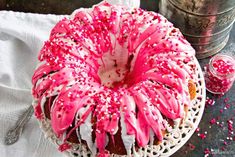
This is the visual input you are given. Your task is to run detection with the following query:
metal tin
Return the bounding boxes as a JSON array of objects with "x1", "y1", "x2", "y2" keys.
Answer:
[{"x1": 159, "y1": 0, "x2": 235, "y2": 59}]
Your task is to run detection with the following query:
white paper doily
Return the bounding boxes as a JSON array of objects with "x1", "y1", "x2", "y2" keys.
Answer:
[{"x1": 36, "y1": 56, "x2": 206, "y2": 157}]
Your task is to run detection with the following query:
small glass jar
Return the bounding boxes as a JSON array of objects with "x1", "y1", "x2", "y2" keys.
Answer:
[{"x1": 204, "y1": 54, "x2": 235, "y2": 94}]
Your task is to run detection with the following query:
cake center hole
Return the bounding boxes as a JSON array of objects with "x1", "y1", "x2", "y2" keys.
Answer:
[{"x1": 98, "y1": 53, "x2": 134, "y2": 88}]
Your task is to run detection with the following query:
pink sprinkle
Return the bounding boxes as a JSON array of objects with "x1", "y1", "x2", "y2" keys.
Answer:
[
  {"x1": 34, "y1": 105, "x2": 43, "y2": 120},
  {"x1": 223, "y1": 141, "x2": 228, "y2": 146},
  {"x1": 219, "y1": 123, "x2": 224, "y2": 128},
  {"x1": 224, "y1": 97, "x2": 229, "y2": 103},
  {"x1": 210, "y1": 118, "x2": 216, "y2": 125},
  {"x1": 58, "y1": 143, "x2": 71, "y2": 152},
  {"x1": 225, "y1": 103, "x2": 231, "y2": 109},
  {"x1": 205, "y1": 97, "x2": 215, "y2": 108},
  {"x1": 97, "y1": 150, "x2": 110, "y2": 157},
  {"x1": 196, "y1": 127, "x2": 200, "y2": 132},
  {"x1": 220, "y1": 147, "x2": 226, "y2": 151},
  {"x1": 188, "y1": 143, "x2": 196, "y2": 150},
  {"x1": 212, "y1": 59, "x2": 235, "y2": 74},
  {"x1": 227, "y1": 119, "x2": 234, "y2": 135},
  {"x1": 204, "y1": 148, "x2": 211, "y2": 155},
  {"x1": 199, "y1": 133, "x2": 207, "y2": 139}
]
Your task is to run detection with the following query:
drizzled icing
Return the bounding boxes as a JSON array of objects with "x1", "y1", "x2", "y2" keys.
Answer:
[{"x1": 32, "y1": 1, "x2": 196, "y2": 156}]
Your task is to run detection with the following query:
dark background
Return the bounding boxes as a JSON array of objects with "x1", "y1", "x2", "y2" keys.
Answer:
[
  {"x1": 0, "y1": 0, "x2": 159, "y2": 14},
  {"x1": 0, "y1": 0, "x2": 234, "y2": 157}
]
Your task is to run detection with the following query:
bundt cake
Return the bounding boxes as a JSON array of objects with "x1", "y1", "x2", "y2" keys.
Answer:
[{"x1": 32, "y1": 1, "x2": 197, "y2": 156}]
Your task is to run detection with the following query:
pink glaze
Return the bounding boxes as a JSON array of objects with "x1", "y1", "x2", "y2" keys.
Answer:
[
  {"x1": 135, "y1": 111, "x2": 150, "y2": 147},
  {"x1": 32, "y1": 1, "x2": 196, "y2": 156},
  {"x1": 132, "y1": 90, "x2": 164, "y2": 141},
  {"x1": 97, "y1": 150, "x2": 110, "y2": 157},
  {"x1": 34, "y1": 101, "x2": 43, "y2": 120},
  {"x1": 51, "y1": 92, "x2": 89, "y2": 136},
  {"x1": 58, "y1": 143, "x2": 71, "y2": 152}
]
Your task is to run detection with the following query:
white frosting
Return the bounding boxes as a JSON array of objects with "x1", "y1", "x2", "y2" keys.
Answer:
[
  {"x1": 149, "y1": 129, "x2": 155, "y2": 146},
  {"x1": 120, "y1": 111, "x2": 135, "y2": 155},
  {"x1": 40, "y1": 96, "x2": 47, "y2": 113},
  {"x1": 80, "y1": 113, "x2": 97, "y2": 155}
]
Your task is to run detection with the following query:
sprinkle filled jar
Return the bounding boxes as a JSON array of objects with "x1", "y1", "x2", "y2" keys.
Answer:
[{"x1": 205, "y1": 54, "x2": 235, "y2": 94}]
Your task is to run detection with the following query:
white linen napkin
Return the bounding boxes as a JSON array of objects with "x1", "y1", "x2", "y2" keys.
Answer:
[
  {"x1": 0, "y1": 1, "x2": 140, "y2": 157},
  {"x1": 0, "y1": 11, "x2": 66, "y2": 157}
]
